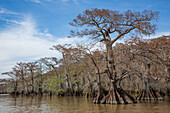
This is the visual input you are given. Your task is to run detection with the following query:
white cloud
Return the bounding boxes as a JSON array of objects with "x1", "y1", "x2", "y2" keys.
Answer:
[
  {"x1": 141, "y1": 32, "x2": 170, "y2": 39},
  {"x1": 28, "y1": 0, "x2": 47, "y2": 5},
  {"x1": 30, "y1": 0, "x2": 42, "y2": 4},
  {"x1": 28, "y1": 0, "x2": 80, "y2": 4},
  {"x1": 0, "y1": 13, "x2": 90, "y2": 79},
  {"x1": 62, "y1": 0, "x2": 70, "y2": 2},
  {"x1": 28, "y1": 0, "x2": 53, "y2": 4},
  {"x1": 0, "y1": 15, "x2": 56, "y2": 78},
  {"x1": 150, "y1": 32, "x2": 170, "y2": 38},
  {"x1": 0, "y1": 8, "x2": 19, "y2": 15},
  {"x1": 61, "y1": 0, "x2": 80, "y2": 3}
]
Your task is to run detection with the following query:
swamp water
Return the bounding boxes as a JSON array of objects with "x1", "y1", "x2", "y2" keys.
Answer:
[{"x1": 0, "y1": 94, "x2": 170, "y2": 113}]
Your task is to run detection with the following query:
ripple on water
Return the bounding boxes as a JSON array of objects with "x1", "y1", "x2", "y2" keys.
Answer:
[{"x1": 0, "y1": 95, "x2": 170, "y2": 113}]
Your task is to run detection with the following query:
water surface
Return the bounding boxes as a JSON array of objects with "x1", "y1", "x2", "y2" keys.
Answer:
[{"x1": 0, "y1": 94, "x2": 170, "y2": 113}]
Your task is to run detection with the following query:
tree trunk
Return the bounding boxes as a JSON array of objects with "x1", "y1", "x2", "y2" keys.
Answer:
[
  {"x1": 93, "y1": 85, "x2": 108, "y2": 104},
  {"x1": 13, "y1": 80, "x2": 19, "y2": 95},
  {"x1": 137, "y1": 64, "x2": 165, "y2": 100},
  {"x1": 165, "y1": 63, "x2": 170, "y2": 97},
  {"x1": 93, "y1": 82, "x2": 137, "y2": 104},
  {"x1": 31, "y1": 70, "x2": 35, "y2": 94},
  {"x1": 59, "y1": 73, "x2": 64, "y2": 89},
  {"x1": 75, "y1": 81, "x2": 83, "y2": 96},
  {"x1": 136, "y1": 80, "x2": 165, "y2": 100},
  {"x1": 65, "y1": 74, "x2": 73, "y2": 96},
  {"x1": 86, "y1": 72, "x2": 95, "y2": 97},
  {"x1": 92, "y1": 62, "x2": 107, "y2": 103},
  {"x1": 21, "y1": 80, "x2": 25, "y2": 95},
  {"x1": 93, "y1": 43, "x2": 137, "y2": 104},
  {"x1": 38, "y1": 87, "x2": 43, "y2": 96},
  {"x1": 92, "y1": 61, "x2": 106, "y2": 103},
  {"x1": 38, "y1": 73, "x2": 43, "y2": 96},
  {"x1": 38, "y1": 81, "x2": 43, "y2": 96}
]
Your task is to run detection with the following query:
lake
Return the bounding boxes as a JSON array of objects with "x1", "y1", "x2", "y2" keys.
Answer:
[{"x1": 0, "y1": 94, "x2": 170, "y2": 113}]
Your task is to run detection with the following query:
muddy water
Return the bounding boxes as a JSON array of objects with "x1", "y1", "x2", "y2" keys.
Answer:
[{"x1": 0, "y1": 94, "x2": 170, "y2": 113}]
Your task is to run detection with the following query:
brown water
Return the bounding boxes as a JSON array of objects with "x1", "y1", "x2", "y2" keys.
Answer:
[{"x1": 0, "y1": 94, "x2": 170, "y2": 113}]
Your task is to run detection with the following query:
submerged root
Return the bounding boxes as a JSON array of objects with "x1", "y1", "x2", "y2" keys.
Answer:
[
  {"x1": 93, "y1": 88, "x2": 137, "y2": 104},
  {"x1": 137, "y1": 87, "x2": 165, "y2": 100},
  {"x1": 93, "y1": 92, "x2": 107, "y2": 104}
]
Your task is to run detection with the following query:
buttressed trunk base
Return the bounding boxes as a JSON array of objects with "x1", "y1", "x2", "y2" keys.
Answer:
[
  {"x1": 93, "y1": 83, "x2": 137, "y2": 104},
  {"x1": 137, "y1": 86, "x2": 165, "y2": 100}
]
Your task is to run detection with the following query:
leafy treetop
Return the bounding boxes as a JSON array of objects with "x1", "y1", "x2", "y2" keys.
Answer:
[{"x1": 70, "y1": 8, "x2": 159, "y2": 45}]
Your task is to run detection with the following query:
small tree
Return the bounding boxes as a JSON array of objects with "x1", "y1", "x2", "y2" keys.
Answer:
[
  {"x1": 15, "y1": 62, "x2": 29, "y2": 95},
  {"x1": 2, "y1": 67, "x2": 20, "y2": 95},
  {"x1": 27, "y1": 61, "x2": 38, "y2": 94},
  {"x1": 47, "y1": 76, "x2": 64, "y2": 95},
  {"x1": 52, "y1": 44, "x2": 76, "y2": 96}
]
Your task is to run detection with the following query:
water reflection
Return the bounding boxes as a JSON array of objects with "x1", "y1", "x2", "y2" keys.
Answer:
[{"x1": 0, "y1": 94, "x2": 170, "y2": 113}]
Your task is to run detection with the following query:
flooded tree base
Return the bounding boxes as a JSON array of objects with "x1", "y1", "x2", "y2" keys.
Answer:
[
  {"x1": 93, "y1": 88, "x2": 137, "y2": 104},
  {"x1": 137, "y1": 88, "x2": 165, "y2": 100},
  {"x1": 85, "y1": 92, "x2": 97, "y2": 98}
]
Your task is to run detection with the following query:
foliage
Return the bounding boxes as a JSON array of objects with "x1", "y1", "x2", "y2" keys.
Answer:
[{"x1": 47, "y1": 76, "x2": 64, "y2": 93}]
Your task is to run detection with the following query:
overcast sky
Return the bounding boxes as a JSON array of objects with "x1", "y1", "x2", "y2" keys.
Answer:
[{"x1": 0, "y1": 0, "x2": 170, "y2": 78}]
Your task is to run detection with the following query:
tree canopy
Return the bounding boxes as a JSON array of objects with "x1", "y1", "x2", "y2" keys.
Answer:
[{"x1": 70, "y1": 9, "x2": 159, "y2": 45}]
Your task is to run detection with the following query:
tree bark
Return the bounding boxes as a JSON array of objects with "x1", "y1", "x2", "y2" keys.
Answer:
[
  {"x1": 65, "y1": 74, "x2": 73, "y2": 96},
  {"x1": 13, "y1": 80, "x2": 19, "y2": 95},
  {"x1": 30, "y1": 70, "x2": 35, "y2": 94},
  {"x1": 93, "y1": 42, "x2": 137, "y2": 104}
]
